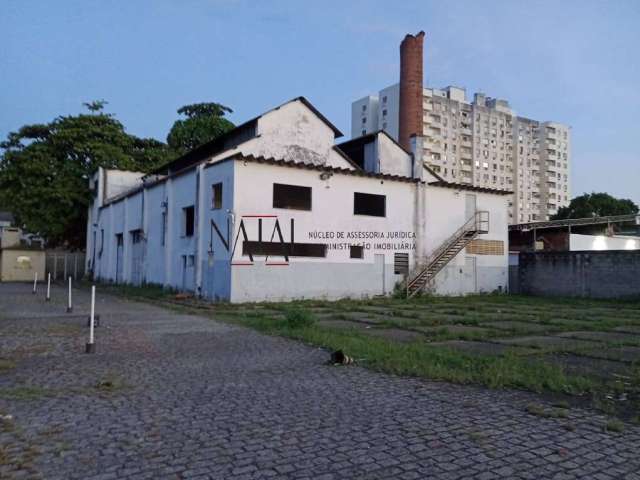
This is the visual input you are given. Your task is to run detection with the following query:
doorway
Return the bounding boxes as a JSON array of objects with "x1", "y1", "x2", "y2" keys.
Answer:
[
  {"x1": 465, "y1": 194, "x2": 477, "y2": 221},
  {"x1": 374, "y1": 254, "x2": 385, "y2": 295},
  {"x1": 115, "y1": 234, "x2": 124, "y2": 283}
]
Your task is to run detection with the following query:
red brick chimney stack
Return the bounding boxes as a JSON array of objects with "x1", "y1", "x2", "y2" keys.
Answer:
[{"x1": 398, "y1": 31, "x2": 425, "y2": 151}]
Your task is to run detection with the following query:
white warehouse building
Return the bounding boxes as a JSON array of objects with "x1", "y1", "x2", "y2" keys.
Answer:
[{"x1": 86, "y1": 97, "x2": 511, "y2": 302}]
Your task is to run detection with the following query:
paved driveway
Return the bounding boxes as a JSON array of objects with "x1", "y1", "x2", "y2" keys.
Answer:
[{"x1": 0, "y1": 283, "x2": 639, "y2": 480}]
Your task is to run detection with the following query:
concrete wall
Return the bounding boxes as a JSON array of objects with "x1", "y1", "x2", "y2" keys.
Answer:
[
  {"x1": 0, "y1": 249, "x2": 45, "y2": 282},
  {"x1": 0, "y1": 228, "x2": 21, "y2": 249},
  {"x1": 518, "y1": 251, "x2": 640, "y2": 298},
  {"x1": 570, "y1": 234, "x2": 640, "y2": 251}
]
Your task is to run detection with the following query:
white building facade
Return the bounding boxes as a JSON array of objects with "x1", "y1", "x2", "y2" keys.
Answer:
[{"x1": 87, "y1": 98, "x2": 510, "y2": 302}]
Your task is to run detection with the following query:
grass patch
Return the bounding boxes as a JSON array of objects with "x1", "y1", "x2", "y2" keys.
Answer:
[
  {"x1": 80, "y1": 280, "x2": 174, "y2": 300},
  {"x1": 0, "y1": 386, "x2": 55, "y2": 401},
  {"x1": 605, "y1": 418, "x2": 625, "y2": 433},
  {"x1": 525, "y1": 402, "x2": 569, "y2": 419},
  {"x1": 283, "y1": 308, "x2": 315, "y2": 329},
  {"x1": 0, "y1": 359, "x2": 16, "y2": 372},
  {"x1": 234, "y1": 313, "x2": 593, "y2": 394}
]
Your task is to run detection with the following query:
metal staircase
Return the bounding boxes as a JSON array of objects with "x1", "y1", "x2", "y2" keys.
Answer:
[{"x1": 406, "y1": 211, "x2": 489, "y2": 297}]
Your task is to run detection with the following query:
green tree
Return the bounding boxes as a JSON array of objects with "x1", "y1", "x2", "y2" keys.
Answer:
[
  {"x1": 0, "y1": 102, "x2": 173, "y2": 248},
  {"x1": 552, "y1": 192, "x2": 639, "y2": 220},
  {"x1": 167, "y1": 102, "x2": 234, "y2": 154}
]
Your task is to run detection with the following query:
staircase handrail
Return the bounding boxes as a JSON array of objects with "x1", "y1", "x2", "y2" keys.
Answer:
[{"x1": 407, "y1": 210, "x2": 489, "y2": 290}]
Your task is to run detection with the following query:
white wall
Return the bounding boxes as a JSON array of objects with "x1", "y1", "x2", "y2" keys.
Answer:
[
  {"x1": 207, "y1": 100, "x2": 354, "y2": 171},
  {"x1": 104, "y1": 170, "x2": 145, "y2": 200},
  {"x1": 424, "y1": 185, "x2": 509, "y2": 294},
  {"x1": 376, "y1": 133, "x2": 412, "y2": 177},
  {"x1": 570, "y1": 234, "x2": 640, "y2": 251},
  {"x1": 230, "y1": 161, "x2": 418, "y2": 302},
  {"x1": 377, "y1": 84, "x2": 400, "y2": 140},
  {"x1": 351, "y1": 95, "x2": 379, "y2": 138}
]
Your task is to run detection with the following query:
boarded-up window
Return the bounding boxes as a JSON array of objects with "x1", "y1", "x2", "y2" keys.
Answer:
[
  {"x1": 212, "y1": 183, "x2": 223, "y2": 209},
  {"x1": 394, "y1": 252, "x2": 409, "y2": 274},
  {"x1": 183, "y1": 206, "x2": 195, "y2": 237},
  {"x1": 350, "y1": 245, "x2": 364, "y2": 259},
  {"x1": 273, "y1": 183, "x2": 312, "y2": 210},
  {"x1": 354, "y1": 192, "x2": 386, "y2": 217},
  {"x1": 466, "y1": 239, "x2": 504, "y2": 255}
]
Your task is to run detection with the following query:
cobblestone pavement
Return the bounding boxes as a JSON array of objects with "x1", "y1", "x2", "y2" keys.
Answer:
[{"x1": 1, "y1": 283, "x2": 639, "y2": 480}]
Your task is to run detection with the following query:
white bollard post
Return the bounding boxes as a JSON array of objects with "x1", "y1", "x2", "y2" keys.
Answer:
[
  {"x1": 32, "y1": 272, "x2": 38, "y2": 294},
  {"x1": 67, "y1": 276, "x2": 73, "y2": 313},
  {"x1": 46, "y1": 273, "x2": 51, "y2": 301},
  {"x1": 85, "y1": 286, "x2": 96, "y2": 353}
]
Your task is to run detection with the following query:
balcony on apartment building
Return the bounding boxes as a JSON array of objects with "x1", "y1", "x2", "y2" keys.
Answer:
[{"x1": 460, "y1": 159, "x2": 473, "y2": 171}]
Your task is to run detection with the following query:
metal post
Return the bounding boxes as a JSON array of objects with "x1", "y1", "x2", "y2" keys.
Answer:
[
  {"x1": 32, "y1": 272, "x2": 38, "y2": 294},
  {"x1": 67, "y1": 276, "x2": 73, "y2": 313},
  {"x1": 85, "y1": 286, "x2": 96, "y2": 353},
  {"x1": 46, "y1": 273, "x2": 51, "y2": 301}
]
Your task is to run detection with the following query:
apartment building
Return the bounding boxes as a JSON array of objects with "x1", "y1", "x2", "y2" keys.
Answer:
[{"x1": 351, "y1": 33, "x2": 571, "y2": 223}]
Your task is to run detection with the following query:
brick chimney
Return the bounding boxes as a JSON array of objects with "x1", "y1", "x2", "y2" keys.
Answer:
[{"x1": 398, "y1": 31, "x2": 425, "y2": 151}]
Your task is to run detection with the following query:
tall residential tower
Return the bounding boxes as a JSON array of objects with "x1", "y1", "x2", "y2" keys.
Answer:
[{"x1": 351, "y1": 33, "x2": 571, "y2": 223}]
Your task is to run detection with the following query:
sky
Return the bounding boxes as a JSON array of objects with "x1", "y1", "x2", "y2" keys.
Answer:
[{"x1": 1, "y1": 0, "x2": 639, "y2": 204}]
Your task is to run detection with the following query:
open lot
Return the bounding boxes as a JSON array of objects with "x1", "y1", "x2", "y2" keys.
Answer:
[
  {"x1": 168, "y1": 290, "x2": 640, "y2": 417},
  {"x1": 1, "y1": 282, "x2": 639, "y2": 479}
]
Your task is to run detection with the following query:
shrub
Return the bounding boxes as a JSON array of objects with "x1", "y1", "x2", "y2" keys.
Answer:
[{"x1": 284, "y1": 308, "x2": 315, "y2": 329}]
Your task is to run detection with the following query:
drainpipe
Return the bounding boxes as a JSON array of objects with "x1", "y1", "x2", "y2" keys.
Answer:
[
  {"x1": 195, "y1": 164, "x2": 205, "y2": 297},
  {"x1": 141, "y1": 185, "x2": 148, "y2": 284},
  {"x1": 164, "y1": 178, "x2": 174, "y2": 288}
]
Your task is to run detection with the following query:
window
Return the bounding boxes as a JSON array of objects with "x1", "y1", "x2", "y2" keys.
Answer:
[
  {"x1": 350, "y1": 245, "x2": 364, "y2": 259},
  {"x1": 183, "y1": 206, "x2": 195, "y2": 237},
  {"x1": 212, "y1": 183, "x2": 223, "y2": 209},
  {"x1": 354, "y1": 192, "x2": 386, "y2": 217},
  {"x1": 394, "y1": 253, "x2": 409, "y2": 274},
  {"x1": 273, "y1": 183, "x2": 312, "y2": 211},
  {"x1": 131, "y1": 230, "x2": 143, "y2": 244}
]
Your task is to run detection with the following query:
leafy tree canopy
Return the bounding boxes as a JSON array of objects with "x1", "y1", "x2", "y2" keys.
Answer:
[
  {"x1": 0, "y1": 102, "x2": 173, "y2": 248},
  {"x1": 552, "y1": 192, "x2": 639, "y2": 220},
  {"x1": 167, "y1": 102, "x2": 234, "y2": 154}
]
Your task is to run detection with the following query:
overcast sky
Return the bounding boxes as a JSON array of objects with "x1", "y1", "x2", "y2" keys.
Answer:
[{"x1": 1, "y1": 0, "x2": 638, "y2": 204}]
